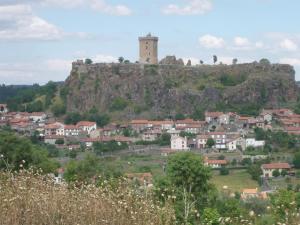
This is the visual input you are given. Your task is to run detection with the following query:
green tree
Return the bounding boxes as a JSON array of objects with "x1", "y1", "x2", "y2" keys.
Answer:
[
  {"x1": 109, "y1": 97, "x2": 128, "y2": 111},
  {"x1": 247, "y1": 164, "x2": 262, "y2": 181},
  {"x1": 281, "y1": 169, "x2": 287, "y2": 177},
  {"x1": 175, "y1": 113, "x2": 185, "y2": 120},
  {"x1": 85, "y1": 58, "x2": 93, "y2": 64},
  {"x1": 118, "y1": 57, "x2": 124, "y2": 63},
  {"x1": 272, "y1": 169, "x2": 280, "y2": 177},
  {"x1": 293, "y1": 152, "x2": 300, "y2": 169},
  {"x1": 232, "y1": 58, "x2": 238, "y2": 65},
  {"x1": 206, "y1": 138, "x2": 215, "y2": 148},
  {"x1": 64, "y1": 112, "x2": 82, "y2": 125},
  {"x1": 213, "y1": 55, "x2": 218, "y2": 64},
  {"x1": 163, "y1": 152, "x2": 212, "y2": 223},
  {"x1": 259, "y1": 58, "x2": 270, "y2": 65},
  {"x1": 202, "y1": 208, "x2": 220, "y2": 225},
  {"x1": 55, "y1": 139, "x2": 64, "y2": 145},
  {"x1": 0, "y1": 131, "x2": 59, "y2": 173},
  {"x1": 219, "y1": 166, "x2": 229, "y2": 175}
]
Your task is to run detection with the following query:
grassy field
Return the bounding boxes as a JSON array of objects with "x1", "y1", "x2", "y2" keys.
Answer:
[{"x1": 211, "y1": 169, "x2": 259, "y2": 192}]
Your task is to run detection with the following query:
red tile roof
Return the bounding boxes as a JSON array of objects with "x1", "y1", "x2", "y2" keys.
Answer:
[
  {"x1": 77, "y1": 121, "x2": 96, "y2": 127},
  {"x1": 205, "y1": 112, "x2": 224, "y2": 117},
  {"x1": 206, "y1": 160, "x2": 227, "y2": 165},
  {"x1": 261, "y1": 163, "x2": 291, "y2": 169}
]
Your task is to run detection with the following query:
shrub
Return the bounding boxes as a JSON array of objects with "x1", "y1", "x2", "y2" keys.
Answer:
[
  {"x1": 109, "y1": 97, "x2": 128, "y2": 111},
  {"x1": 219, "y1": 167, "x2": 229, "y2": 175}
]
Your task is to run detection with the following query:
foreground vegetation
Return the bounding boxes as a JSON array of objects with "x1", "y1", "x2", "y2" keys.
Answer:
[{"x1": 0, "y1": 170, "x2": 175, "y2": 225}]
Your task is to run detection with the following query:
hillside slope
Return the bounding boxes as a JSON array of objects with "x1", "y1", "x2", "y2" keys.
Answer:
[{"x1": 64, "y1": 61, "x2": 298, "y2": 119}]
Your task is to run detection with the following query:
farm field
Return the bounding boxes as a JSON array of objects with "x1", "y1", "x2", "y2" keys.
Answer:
[{"x1": 211, "y1": 169, "x2": 259, "y2": 192}]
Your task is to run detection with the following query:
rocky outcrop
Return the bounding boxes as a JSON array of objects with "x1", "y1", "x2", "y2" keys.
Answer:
[
  {"x1": 64, "y1": 61, "x2": 298, "y2": 119},
  {"x1": 159, "y1": 56, "x2": 184, "y2": 65}
]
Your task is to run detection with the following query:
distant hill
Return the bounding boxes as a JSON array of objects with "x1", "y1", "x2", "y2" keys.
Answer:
[
  {"x1": 64, "y1": 60, "x2": 299, "y2": 119},
  {"x1": 1, "y1": 82, "x2": 65, "y2": 113}
]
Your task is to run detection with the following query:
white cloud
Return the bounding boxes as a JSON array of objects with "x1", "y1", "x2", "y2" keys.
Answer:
[
  {"x1": 279, "y1": 39, "x2": 298, "y2": 51},
  {"x1": 279, "y1": 58, "x2": 300, "y2": 66},
  {"x1": 36, "y1": 0, "x2": 132, "y2": 15},
  {"x1": 255, "y1": 41, "x2": 264, "y2": 48},
  {"x1": 45, "y1": 59, "x2": 72, "y2": 71},
  {"x1": 234, "y1": 36, "x2": 250, "y2": 47},
  {"x1": 199, "y1": 34, "x2": 225, "y2": 49},
  {"x1": 90, "y1": 0, "x2": 131, "y2": 16},
  {"x1": 0, "y1": 4, "x2": 64, "y2": 40},
  {"x1": 162, "y1": 0, "x2": 212, "y2": 15},
  {"x1": 0, "y1": 60, "x2": 69, "y2": 84}
]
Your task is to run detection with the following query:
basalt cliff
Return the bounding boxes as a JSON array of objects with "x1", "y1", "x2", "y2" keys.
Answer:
[{"x1": 64, "y1": 58, "x2": 298, "y2": 119}]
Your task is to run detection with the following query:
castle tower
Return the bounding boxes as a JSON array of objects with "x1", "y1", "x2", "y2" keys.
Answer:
[{"x1": 139, "y1": 33, "x2": 158, "y2": 64}]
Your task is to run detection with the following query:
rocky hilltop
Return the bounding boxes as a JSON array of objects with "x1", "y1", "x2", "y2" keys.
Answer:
[{"x1": 64, "y1": 58, "x2": 298, "y2": 119}]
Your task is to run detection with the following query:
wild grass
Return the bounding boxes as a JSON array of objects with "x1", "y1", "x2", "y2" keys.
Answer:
[{"x1": 0, "y1": 170, "x2": 175, "y2": 225}]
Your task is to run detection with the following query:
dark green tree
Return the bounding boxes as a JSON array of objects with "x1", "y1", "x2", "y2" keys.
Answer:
[{"x1": 206, "y1": 138, "x2": 215, "y2": 148}]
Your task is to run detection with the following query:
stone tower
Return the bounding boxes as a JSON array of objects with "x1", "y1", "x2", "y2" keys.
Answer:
[{"x1": 139, "y1": 33, "x2": 158, "y2": 64}]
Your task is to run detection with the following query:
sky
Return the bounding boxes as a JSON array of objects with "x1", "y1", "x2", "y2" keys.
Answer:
[{"x1": 1, "y1": 0, "x2": 300, "y2": 84}]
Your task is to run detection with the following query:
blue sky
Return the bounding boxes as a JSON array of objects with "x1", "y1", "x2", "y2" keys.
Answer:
[{"x1": 1, "y1": 0, "x2": 300, "y2": 84}]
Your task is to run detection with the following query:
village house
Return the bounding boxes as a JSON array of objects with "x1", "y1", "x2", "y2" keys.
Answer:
[
  {"x1": 245, "y1": 138, "x2": 265, "y2": 148},
  {"x1": 151, "y1": 120, "x2": 174, "y2": 130},
  {"x1": 171, "y1": 136, "x2": 189, "y2": 150},
  {"x1": 142, "y1": 129, "x2": 162, "y2": 141},
  {"x1": 167, "y1": 128, "x2": 181, "y2": 138},
  {"x1": 204, "y1": 157, "x2": 227, "y2": 168},
  {"x1": 175, "y1": 119, "x2": 205, "y2": 133},
  {"x1": 89, "y1": 129, "x2": 103, "y2": 138},
  {"x1": 226, "y1": 138, "x2": 238, "y2": 151},
  {"x1": 210, "y1": 132, "x2": 227, "y2": 149},
  {"x1": 261, "y1": 163, "x2": 291, "y2": 178},
  {"x1": 102, "y1": 124, "x2": 118, "y2": 136},
  {"x1": 76, "y1": 121, "x2": 97, "y2": 134},
  {"x1": 0, "y1": 104, "x2": 8, "y2": 114},
  {"x1": 197, "y1": 134, "x2": 209, "y2": 148},
  {"x1": 29, "y1": 112, "x2": 47, "y2": 123},
  {"x1": 64, "y1": 125, "x2": 80, "y2": 136},
  {"x1": 45, "y1": 122, "x2": 65, "y2": 136},
  {"x1": 260, "y1": 110, "x2": 273, "y2": 123},
  {"x1": 205, "y1": 112, "x2": 224, "y2": 124},
  {"x1": 130, "y1": 120, "x2": 150, "y2": 132},
  {"x1": 284, "y1": 126, "x2": 300, "y2": 135},
  {"x1": 240, "y1": 188, "x2": 267, "y2": 200}
]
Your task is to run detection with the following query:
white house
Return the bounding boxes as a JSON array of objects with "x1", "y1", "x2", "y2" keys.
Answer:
[
  {"x1": 167, "y1": 128, "x2": 181, "y2": 138},
  {"x1": 171, "y1": 136, "x2": 189, "y2": 150},
  {"x1": 76, "y1": 121, "x2": 97, "y2": 134},
  {"x1": 226, "y1": 139, "x2": 237, "y2": 151},
  {"x1": 210, "y1": 132, "x2": 227, "y2": 149},
  {"x1": 245, "y1": 138, "x2": 265, "y2": 148},
  {"x1": 205, "y1": 112, "x2": 224, "y2": 124},
  {"x1": 261, "y1": 163, "x2": 291, "y2": 178},
  {"x1": 45, "y1": 122, "x2": 65, "y2": 136},
  {"x1": 29, "y1": 112, "x2": 47, "y2": 123},
  {"x1": 260, "y1": 111, "x2": 272, "y2": 123},
  {"x1": 64, "y1": 125, "x2": 80, "y2": 136},
  {"x1": 196, "y1": 132, "x2": 228, "y2": 150},
  {"x1": 204, "y1": 158, "x2": 227, "y2": 168},
  {"x1": 0, "y1": 104, "x2": 8, "y2": 114}
]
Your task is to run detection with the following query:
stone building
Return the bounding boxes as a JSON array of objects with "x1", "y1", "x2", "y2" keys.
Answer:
[{"x1": 139, "y1": 33, "x2": 158, "y2": 64}]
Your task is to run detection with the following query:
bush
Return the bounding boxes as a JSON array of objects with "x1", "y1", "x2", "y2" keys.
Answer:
[
  {"x1": 272, "y1": 169, "x2": 280, "y2": 177},
  {"x1": 109, "y1": 97, "x2": 128, "y2": 111},
  {"x1": 219, "y1": 167, "x2": 229, "y2": 175},
  {"x1": 55, "y1": 139, "x2": 64, "y2": 145}
]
